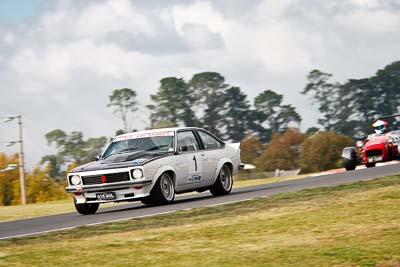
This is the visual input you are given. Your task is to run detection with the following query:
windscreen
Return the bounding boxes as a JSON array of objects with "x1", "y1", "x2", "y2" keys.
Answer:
[{"x1": 102, "y1": 131, "x2": 174, "y2": 158}]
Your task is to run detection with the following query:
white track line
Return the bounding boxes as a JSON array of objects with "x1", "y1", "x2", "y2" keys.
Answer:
[
  {"x1": 205, "y1": 198, "x2": 255, "y2": 207},
  {"x1": 0, "y1": 210, "x2": 179, "y2": 240},
  {"x1": 1, "y1": 198, "x2": 267, "y2": 240},
  {"x1": 86, "y1": 210, "x2": 177, "y2": 226}
]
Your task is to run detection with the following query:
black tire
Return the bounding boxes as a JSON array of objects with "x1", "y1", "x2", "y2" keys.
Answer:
[
  {"x1": 74, "y1": 199, "x2": 99, "y2": 215},
  {"x1": 210, "y1": 165, "x2": 233, "y2": 196},
  {"x1": 366, "y1": 162, "x2": 376, "y2": 168},
  {"x1": 344, "y1": 158, "x2": 357, "y2": 171},
  {"x1": 140, "y1": 196, "x2": 153, "y2": 205},
  {"x1": 143, "y1": 173, "x2": 175, "y2": 205}
]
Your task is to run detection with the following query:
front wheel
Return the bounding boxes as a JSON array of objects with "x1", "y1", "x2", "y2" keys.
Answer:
[
  {"x1": 366, "y1": 162, "x2": 376, "y2": 168},
  {"x1": 142, "y1": 173, "x2": 175, "y2": 205},
  {"x1": 74, "y1": 199, "x2": 99, "y2": 215},
  {"x1": 210, "y1": 165, "x2": 233, "y2": 196},
  {"x1": 344, "y1": 158, "x2": 357, "y2": 171},
  {"x1": 140, "y1": 197, "x2": 153, "y2": 205}
]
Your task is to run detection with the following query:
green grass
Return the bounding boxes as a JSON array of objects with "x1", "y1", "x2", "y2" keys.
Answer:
[
  {"x1": 0, "y1": 174, "x2": 307, "y2": 221},
  {"x1": 1, "y1": 175, "x2": 400, "y2": 266}
]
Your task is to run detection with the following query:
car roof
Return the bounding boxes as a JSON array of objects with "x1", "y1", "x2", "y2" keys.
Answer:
[{"x1": 115, "y1": 127, "x2": 202, "y2": 138}]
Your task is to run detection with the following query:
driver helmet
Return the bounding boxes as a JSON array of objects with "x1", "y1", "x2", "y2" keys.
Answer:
[{"x1": 372, "y1": 119, "x2": 388, "y2": 134}]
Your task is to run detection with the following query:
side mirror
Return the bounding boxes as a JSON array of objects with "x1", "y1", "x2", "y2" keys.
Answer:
[
  {"x1": 176, "y1": 146, "x2": 183, "y2": 155},
  {"x1": 95, "y1": 154, "x2": 101, "y2": 161}
]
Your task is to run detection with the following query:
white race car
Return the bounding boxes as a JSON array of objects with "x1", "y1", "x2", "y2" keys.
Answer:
[{"x1": 66, "y1": 127, "x2": 241, "y2": 214}]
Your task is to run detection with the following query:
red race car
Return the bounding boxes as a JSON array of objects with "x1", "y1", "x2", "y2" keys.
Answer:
[{"x1": 342, "y1": 114, "x2": 400, "y2": 171}]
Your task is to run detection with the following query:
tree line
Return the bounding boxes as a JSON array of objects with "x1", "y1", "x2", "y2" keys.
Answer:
[
  {"x1": 148, "y1": 72, "x2": 302, "y2": 142},
  {"x1": 110, "y1": 61, "x2": 400, "y2": 141},
  {"x1": 1, "y1": 60, "x2": 399, "y2": 205}
]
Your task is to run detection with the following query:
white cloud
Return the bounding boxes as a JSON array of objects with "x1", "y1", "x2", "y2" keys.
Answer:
[
  {"x1": 335, "y1": 9, "x2": 400, "y2": 33},
  {"x1": 3, "y1": 32, "x2": 15, "y2": 44},
  {"x1": 350, "y1": 0, "x2": 381, "y2": 8},
  {"x1": 39, "y1": 0, "x2": 156, "y2": 42},
  {"x1": 172, "y1": 1, "x2": 227, "y2": 35},
  {"x1": 76, "y1": 0, "x2": 156, "y2": 38}
]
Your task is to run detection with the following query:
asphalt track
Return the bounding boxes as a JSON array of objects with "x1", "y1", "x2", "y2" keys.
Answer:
[{"x1": 1, "y1": 163, "x2": 399, "y2": 240}]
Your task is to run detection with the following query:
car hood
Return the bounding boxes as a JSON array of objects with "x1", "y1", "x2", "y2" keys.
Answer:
[
  {"x1": 70, "y1": 151, "x2": 170, "y2": 173},
  {"x1": 365, "y1": 136, "x2": 389, "y2": 147}
]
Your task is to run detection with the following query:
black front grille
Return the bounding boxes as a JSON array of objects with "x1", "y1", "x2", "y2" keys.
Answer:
[
  {"x1": 366, "y1": 149, "x2": 382, "y2": 157},
  {"x1": 82, "y1": 172, "x2": 130, "y2": 185}
]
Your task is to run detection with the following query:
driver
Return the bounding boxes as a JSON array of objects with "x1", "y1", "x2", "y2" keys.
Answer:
[{"x1": 372, "y1": 119, "x2": 389, "y2": 134}]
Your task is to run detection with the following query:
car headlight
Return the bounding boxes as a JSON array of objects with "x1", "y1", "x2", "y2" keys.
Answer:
[
  {"x1": 356, "y1": 140, "x2": 363, "y2": 148},
  {"x1": 132, "y1": 169, "x2": 143, "y2": 179},
  {"x1": 70, "y1": 175, "x2": 81, "y2": 185}
]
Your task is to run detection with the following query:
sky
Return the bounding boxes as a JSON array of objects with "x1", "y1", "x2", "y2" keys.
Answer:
[{"x1": 1, "y1": 0, "x2": 400, "y2": 169}]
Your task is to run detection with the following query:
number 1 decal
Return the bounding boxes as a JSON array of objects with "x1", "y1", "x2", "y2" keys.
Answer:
[{"x1": 193, "y1": 155, "x2": 197, "y2": 172}]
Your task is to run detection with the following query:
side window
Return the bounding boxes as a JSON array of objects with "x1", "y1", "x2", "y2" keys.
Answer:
[
  {"x1": 177, "y1": 131, "x2": 199, "y2": 152},
  {"x1": 198, "y1": 131, "x2": 223, "y2": 150}
]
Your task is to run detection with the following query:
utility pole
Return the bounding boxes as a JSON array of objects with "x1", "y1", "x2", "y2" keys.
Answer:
[
  {"x1": 17, "y1": 115, "x2": 26, "y2": 205},
  {"x1": 1, "y1": 115, "x2": 27, "y2": 204}
]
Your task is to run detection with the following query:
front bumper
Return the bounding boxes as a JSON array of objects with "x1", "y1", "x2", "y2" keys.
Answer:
[
  {"x1": 66, "y1": 179, "x2": 153, "y2": 204},
  {"x1": 65, "y1": 179, "x2": 152, "y2": 193}
]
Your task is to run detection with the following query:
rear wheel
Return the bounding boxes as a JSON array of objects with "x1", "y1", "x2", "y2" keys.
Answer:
[
  {"x1": 366, "y1": 163, "x2": 376, "y2": 168},
  {"x1": 210, "y1": 165, "x2": 233, "y2": 196},
  {"x1": 74, "y1": 199, "x2": 99, "y2": 215},
  {"x1": 142, "y1": 173, "x2": 175, "y2": 205},
  {"x1": 344, "y1": 158, "x2": 357, "y2": 171}
]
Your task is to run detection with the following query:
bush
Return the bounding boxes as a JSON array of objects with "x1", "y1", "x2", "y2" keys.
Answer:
[
  {"x1": 254, "y1": 128, "x2": 306, "y2": 171},
  {"x1": 299, "y1": 131, "x2": 353, "y2": 173}
]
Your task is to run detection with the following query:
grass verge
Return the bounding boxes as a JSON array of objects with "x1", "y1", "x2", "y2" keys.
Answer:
[
  {"x1": 0, "y1": 174, "x2": 307, "y2": 222},
  {"x1": 0, "y1": 197, "x2": 128, "y2": 222},
  {"x1": 1, "y1": 175, "x2": 400, "y2": 266}
]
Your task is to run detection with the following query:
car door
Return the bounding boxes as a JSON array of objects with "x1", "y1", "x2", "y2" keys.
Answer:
[
  {"x1": 196, "y1": 130, "x2": 224, "y2": 184},
  {"x1": 175, "y1": 130, "x2": 204, "y2": 189}
]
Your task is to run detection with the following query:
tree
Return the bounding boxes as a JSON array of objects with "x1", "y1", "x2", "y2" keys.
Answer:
[
  {"x1": 27, "y1": 167, "x2": 68, "y2": 204},
  {"x1": 302, "y1": 70, "x2": 340, "y2": 131},
  {"x1": 107, "y1": 88, "x2": 138, "y2": 133},
  {"x1": 299, "y1": 131, "x2": 353, "y2": 173},
  {"x1": 240, "y1": 135, "x2": 263, "y2": 165},
  {"x1": 302, "y1": 69, "x2": 373, "y2": 137},
  {"x1": 254, "y1": 128, "x2": 306, "y2": 171},
  {"x1": 41, "y1": 129, "x2": 107, "y2": 180},
  {"x1": 188, "y1": 72, "x2": 228, "y2": 136},
  {"x1": 147, "y1": 77, "x2": 197, "y2": 128},
  {"x1": 305, "y1": 127, "x2": 320, "y2": 135},
  {"x1": 223, "y1": 87, "x2": 252, "y2": 142},
  {"x1": 303, "y1": 62, "x2": 400, "y2": 138},
  {"x1": 335, "y1": 78, "x2": 374, "y2": 137},
  {"x1": 115, "y1": 129, "x2": 125, "y2": 136},
  {"x1": 372, "y1": 61, "x2": 400, "y2": 115},
  {"x1": 40, "y1": 155, "x2": 60, "y2": 179},
  {"x1": 0, "y1": 153, "x2": 20, "y2": 206},
  {"x1": 151, "y1": 121, "x2": 176, "y2": 129},
  {"x1": 252, "y1": 90, "x2": 302, "y2": 141},
  {"x1": 0, "y1": 152, "x2": 68, "y2": 206},
  {"x1": 340, "y1": 61, "x2": 400, "y2": 136}
]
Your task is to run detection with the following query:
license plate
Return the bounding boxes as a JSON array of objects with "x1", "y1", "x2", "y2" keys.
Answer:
[
  {"x1": 368, "y1": 156, "x2": 382, "y2": 162},
  {"x1": 96, "y1": 192, "x2": 116, "y2": 200}
]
